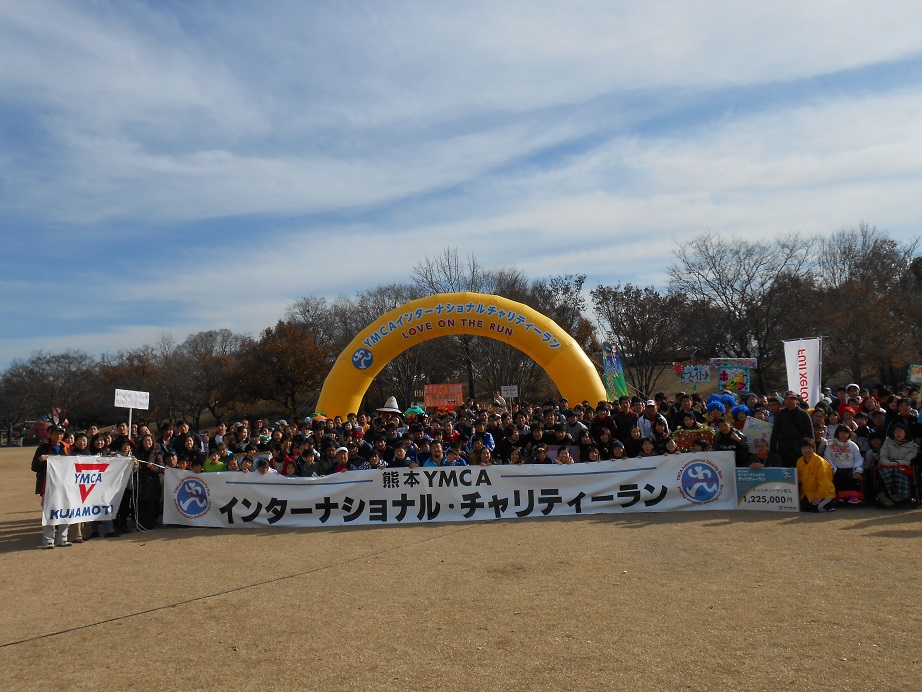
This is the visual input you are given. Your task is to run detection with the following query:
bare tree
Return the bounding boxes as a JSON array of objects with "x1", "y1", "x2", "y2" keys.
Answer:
[
  {"x1": 233, "y1": 321, "x2": 332, "y2": 419},
  {"x1": 591, "y1": 284, "x2": 686, "y2": 397},
  {"x1": 668, "y1": 232, "x2": 814, "y2": 391},
  {"x1": 815, "y1": 224, "x2": 919, "y2": 382},
  {"x1": 412, "y1": 247, "x2": 486, "y2": 295},
  {"x1": 0, "y1": 361, "x2": 33, "y2": 443},
  {"x1": 16, "y1": 350, "x2": 99, "y2": 427},
  {"x1": 152, "y1": 333, "x2": 183, "y2": 423},
  {"x1": 286, "y1": 295, "x2": 366, "y2": 354},
  {"x1": 412, "y1": 249, "x2": 488, "y2": 399},
  {"x1": 173, "y1": 329, "x2": 246, "y2": 426}
]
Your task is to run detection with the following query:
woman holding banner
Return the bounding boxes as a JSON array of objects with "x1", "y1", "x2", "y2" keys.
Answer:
[{"x1": 135, "y1": 434, "x2": 164, "y2": 530}]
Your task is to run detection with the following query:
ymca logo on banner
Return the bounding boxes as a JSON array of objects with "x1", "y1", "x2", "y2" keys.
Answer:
[
  {"x1": 75, "y1": 462, "x2": 111, "y2": 501},
  {"x1": 42, "y1": 455, "x2": 134, "y2": 526}
]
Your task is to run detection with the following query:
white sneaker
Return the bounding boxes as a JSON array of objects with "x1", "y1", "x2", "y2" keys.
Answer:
[
  {"x1": 56, "y1": 541, "x2": 73, "y2": 547},
  {"x1": 42, "y1": 543, "x2": 55, "y2": 550}
]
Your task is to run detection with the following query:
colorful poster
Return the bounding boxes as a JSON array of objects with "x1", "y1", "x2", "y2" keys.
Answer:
[
  {"x1": 676, "y1": 364, "x2": 710, "y2": 385},
  {"x1": 424, "y1": 383, "x2": 464, "y2": 408},
  {"x1": 672, "y1": 426, "x2": 715, "y2": 453},
  {"x1": 602, "y1": 342, "x2": 629, "y2": 399},
  {"x1": 736, "y1": 467, "x2": 799, "y2": 512},
  {"x1": 163, "y1": 451, "x2": 739, "y2": 528},
  {"x1": 784, "y1": 338, "x2": 821, "y2": 405},
  {"x1": 43, "y1": 455, "x2": 134, "y2": 526},
  {"x1": 717, "y1": 366, "x2": 750, "y2": 392}
]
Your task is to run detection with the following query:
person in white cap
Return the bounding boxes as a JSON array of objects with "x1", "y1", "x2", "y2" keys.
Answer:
[{"x1": 637, "y1": 400, "x2": 667, "y2": 438}]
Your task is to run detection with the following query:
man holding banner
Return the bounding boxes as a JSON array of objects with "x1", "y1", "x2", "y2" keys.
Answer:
[
  {"x1": 33, "y1": 423, "x2": 135, "y2": 549},
  {"x1": 31, "y1": 425, "x2": 72, "y2": 548}
]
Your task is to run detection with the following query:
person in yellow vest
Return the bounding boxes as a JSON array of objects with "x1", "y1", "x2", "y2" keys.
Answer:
[{"x1": 796, "y1": 437, "x2": 836, "y2": 512}]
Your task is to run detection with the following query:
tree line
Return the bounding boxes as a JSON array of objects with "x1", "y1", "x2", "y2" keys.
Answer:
[{"x1": 1, "y1": 226, "x2": 919, "y2": 440}]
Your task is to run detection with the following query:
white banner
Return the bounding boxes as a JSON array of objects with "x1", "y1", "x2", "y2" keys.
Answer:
[
  {"x1": 43, "y1": 455, "x2": 134, "y2": 526},
  {"x1": 784, "y1": 338, "x2": 821, "y2": 406},
  {"x1": 114, "y1": 388, "x2": 150, "y2": 410},
  {"x1": 163, "y1": 452, "x2": 738, "y2": 528}
]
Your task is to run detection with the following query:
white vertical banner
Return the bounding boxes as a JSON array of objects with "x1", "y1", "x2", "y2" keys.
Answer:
[{"x1": 784, "y1": 338, "x2": 821, "y2": 406}]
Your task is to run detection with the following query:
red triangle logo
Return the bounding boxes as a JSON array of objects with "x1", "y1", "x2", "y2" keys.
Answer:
[{"x1": 74, "y1": 463, "x2": 110, "y2": 503}]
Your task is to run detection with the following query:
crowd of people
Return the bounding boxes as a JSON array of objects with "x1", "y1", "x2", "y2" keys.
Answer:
[{"x1": 31, "y1": 382, "x2": 921, "y2": 546}]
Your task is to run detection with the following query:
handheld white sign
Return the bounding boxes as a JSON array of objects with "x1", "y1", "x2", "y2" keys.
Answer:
[{"x1": 114, "y1": 389, "x2": 150, "y2": 410}]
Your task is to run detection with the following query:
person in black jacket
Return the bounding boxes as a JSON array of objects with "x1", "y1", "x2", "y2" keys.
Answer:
[
  {"x1": 712, "y1": 417, "x2": 750, "y2": 467},
  {"x1": 770, "y1": 391, "x2": 814, "y2": 467},
  {"x1": 134, "y1": 434, "x2": 164, "y2": 530},
  {"x1": 32, "y1": 425, "x2": 72, "y2": 549}
]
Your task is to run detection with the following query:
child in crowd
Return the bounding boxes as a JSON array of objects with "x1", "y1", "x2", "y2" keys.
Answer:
[
  {"x1": 203, "y1": 449, "x2": 227, "y2": 473},
  {"x1": 636, "y1": 437, "x2": 658, "y2": 458},
  {"x1": 692, "y1": 438, "x2": 710, "y2": 453},
  {"x1": 530, "y1": 444, "x2": 550, "y2": 464},
  {"x1": 256, "y1": 459, "x2": 277, "y2": 475},
  {"x1": 730, "y1": 405, "x2": 749, "y2": 430},
  {"x1": 444, "y1": 447, "x2": 468, "y2": 466},
  {"x1": 712, "y1": 417, "x2": 749, "y2": 466},
  {"x1": 624, "y1": 427, "x2": 643, "y2": 457},
  {"x1": 824, "y1": 424, "x2": 864, "y2": 503}
]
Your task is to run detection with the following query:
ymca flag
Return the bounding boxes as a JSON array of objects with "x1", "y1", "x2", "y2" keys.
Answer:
[
  {"x1": 163, "y1": 451, "x2": 738, "y2": 529},
  {"x1": 784, "y1": 338, "x2": 821, "y2": 406},
  {"x1": 42, "y1": 455, "x2": 133, "y2": 526}
]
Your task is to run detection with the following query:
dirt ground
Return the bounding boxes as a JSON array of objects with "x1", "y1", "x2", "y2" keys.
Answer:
[{"x1": 1, "y1": 447, "x2": 920, "y2": 691}]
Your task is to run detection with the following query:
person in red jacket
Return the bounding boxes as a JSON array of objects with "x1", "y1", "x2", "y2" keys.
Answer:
[{"x1": 31, "y1": 425, "x2": 72, "y2": 548}]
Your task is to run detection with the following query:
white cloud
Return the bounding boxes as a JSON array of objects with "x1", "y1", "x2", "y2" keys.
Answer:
[
  {"x1": 2, "y1": 2, "x2": 922, "y2": 367},
  {"x1": 4, "y1": 1, "x2": 922, "y2": 228}
]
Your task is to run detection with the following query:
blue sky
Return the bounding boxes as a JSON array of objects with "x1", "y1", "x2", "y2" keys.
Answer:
[{"x1": 2, "y1": 1, "x2": 922, "y2": 368}]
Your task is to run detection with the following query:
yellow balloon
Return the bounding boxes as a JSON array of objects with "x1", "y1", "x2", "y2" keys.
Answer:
[{"x1": 317, "y1": 292, "x2": 606, "y2": 417}]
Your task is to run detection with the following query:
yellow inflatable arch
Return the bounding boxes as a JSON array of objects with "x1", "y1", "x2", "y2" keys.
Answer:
[{"x1": 317, "y1": 292, "x2": 606, "y2": 417}]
